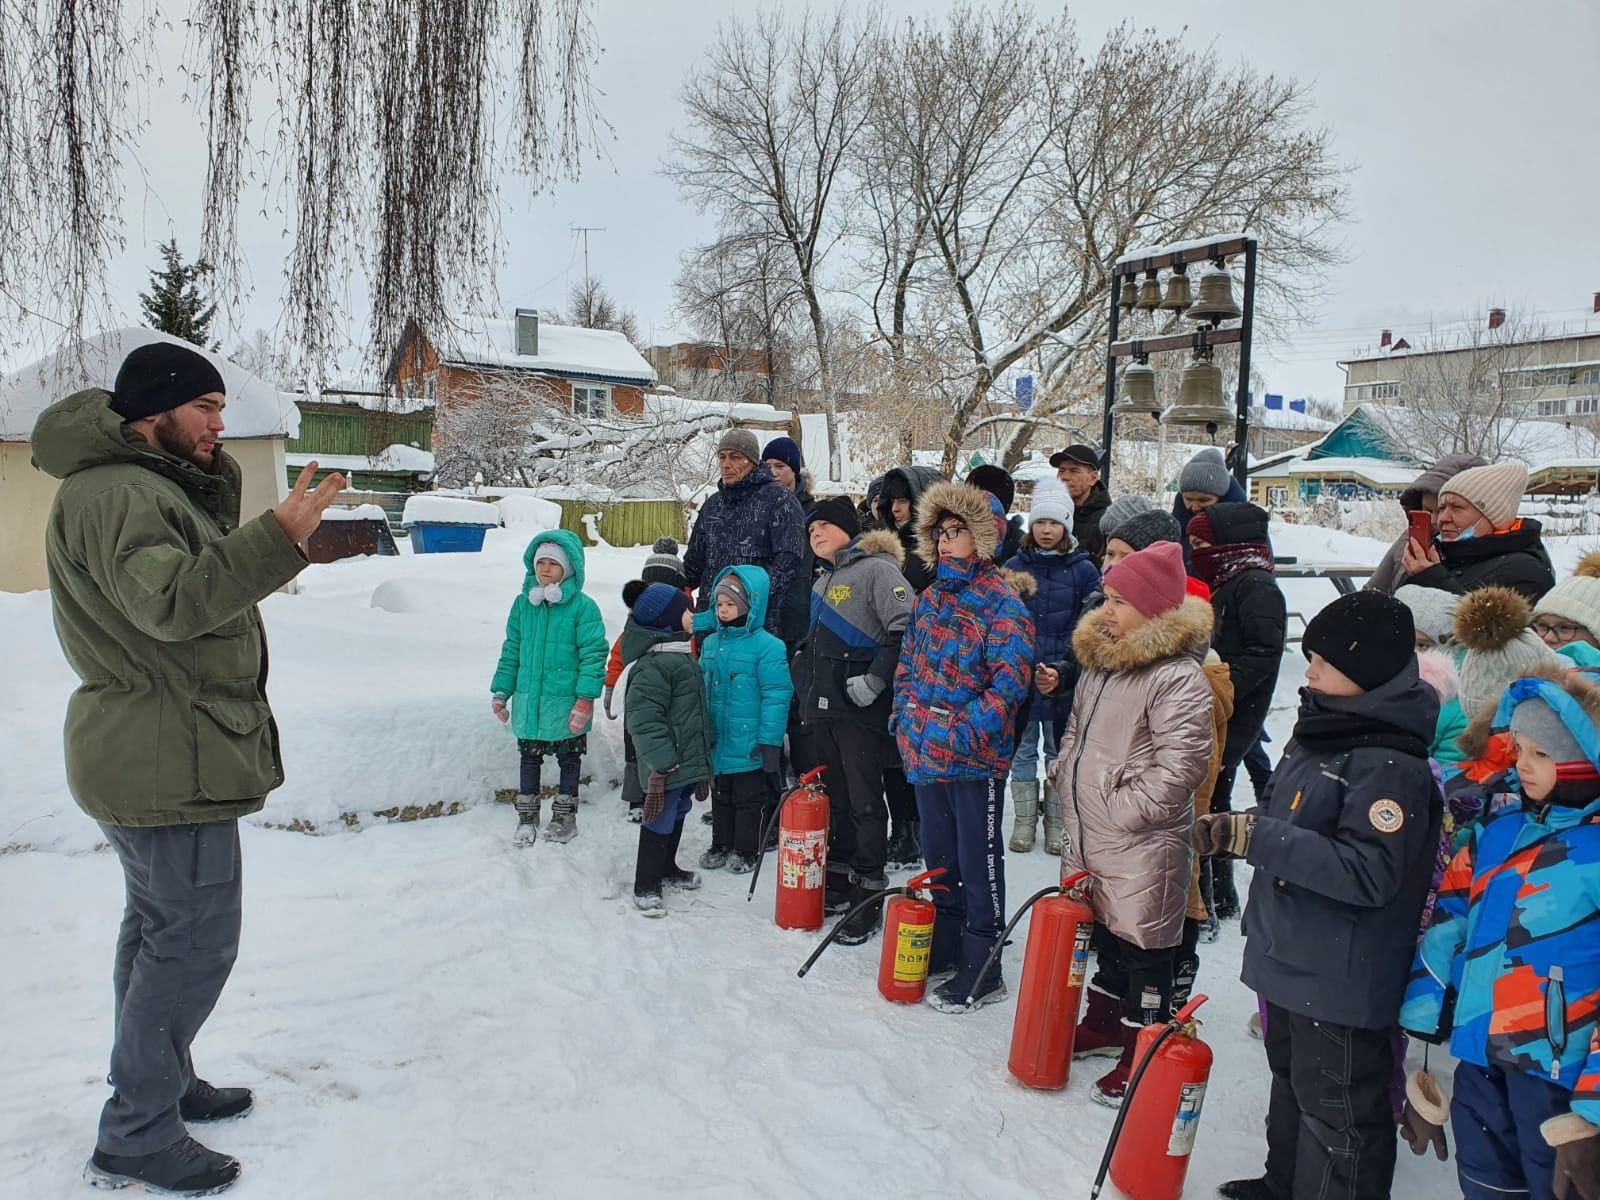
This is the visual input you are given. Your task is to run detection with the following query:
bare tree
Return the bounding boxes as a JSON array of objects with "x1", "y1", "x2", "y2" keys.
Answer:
[
  {"x1": 561, "y1": 277, "x2": 642, "y2": 344},
  {"x1": 229, "y1": 328, "x2": 293, "y2": 386},
  {"x1": 673, "y1": 229, "x2": 805, "y2": 407},
  {"x1": 1, "y1": 0, "x2": 607, "y2": 378},
  {"x1": 666, "y1": 7, "x2": 879, "y2": 479},
  {"x1": 1369, "y1": 313, "x2": 1552, "y2": 462},
  {"x1": 859, "y1": 8, "x2": 1347, "y2": 473}
]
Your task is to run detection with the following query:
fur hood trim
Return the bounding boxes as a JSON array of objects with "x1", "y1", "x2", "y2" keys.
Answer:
[
  {"x1": 1072, "y1": 595, "x2": 1215, "y2": 674},
  {"x1": 1576, "y1": 549, "x2": 1600, "y2": 580},
  {"x1": 913, "y1": 481, "x2": 1000, "y2": 567},
  {"x1": 1001, "y1": 567, "x2": 1038, "y2": 598},
  {"x1": 854, "y1": 528, "x2": 906, "y2": 566},
  {"x1": 1417, "y1": 647, "x2": 1461, "y2": 705},
  {"x1": 1458, "y1": 658, "x2": 1591, "y2": 760}
]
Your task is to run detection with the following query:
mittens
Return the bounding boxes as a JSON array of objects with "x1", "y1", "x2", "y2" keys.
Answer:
[
  {"x1": 568, "y1": 698, "x2": 594, "y2": 735},
  {"x1": 1400, "y1": 1069, "x2": 1449, "y2": 1160},
  {"x1": 845, "y1": 673, "x2": 887, "y2": 707},
  {"x1": 603, "y1": 686, "x2": 617, "y2": 720},
  {"x1": 491, "y1": 696, "x2": 509, "y2": 724},
  {"x1": 761, "y1": 745, "x2": 783, "y2": 776},
  {"x1": 643, "y1": 772, "x2": 666, "y2": 825},
  {"x1": 1192, "y1": 812, "x2": 1254, "y2": 859},
  {"x1": 1546, "y1": 1113, "x2": 1600, "y2": 1200}
]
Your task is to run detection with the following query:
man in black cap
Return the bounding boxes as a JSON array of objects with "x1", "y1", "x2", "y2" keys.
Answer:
[
  {"x1": 31, "y1": 340, "x2": 346, "y2": 1196},
  {"x1": 1050, "y1": 444, "x2": 1111, "y2": 567}
]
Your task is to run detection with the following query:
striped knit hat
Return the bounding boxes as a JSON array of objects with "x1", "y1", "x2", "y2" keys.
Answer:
[{"x1": 1440, "y1": 463, "x2": 1528, "y2": 530}]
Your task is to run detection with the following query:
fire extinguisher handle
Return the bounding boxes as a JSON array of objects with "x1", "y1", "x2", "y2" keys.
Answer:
[
  {"x1": 797, "y1": 887, "x2": 905, "y2": 979},
  {"x1": 1172, "y1": 993, "x2": 1209, "y2": 1025},
  {"x1": 799, "y1": 765, "x2": 826, "y2": 785}
]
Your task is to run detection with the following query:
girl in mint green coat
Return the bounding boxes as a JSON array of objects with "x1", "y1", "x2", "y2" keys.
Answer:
[{"x1": 491, "y1": 529, "x2": 608, "y2": 845}]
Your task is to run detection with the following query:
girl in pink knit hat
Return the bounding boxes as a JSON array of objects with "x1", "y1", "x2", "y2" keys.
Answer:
[{"x1": 1049, "y1": 541, "x2": 1217, "y2": 1106}]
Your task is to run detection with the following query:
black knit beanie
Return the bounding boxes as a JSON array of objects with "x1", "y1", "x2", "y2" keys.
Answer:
[
  {"x1": 806, "y1": 495, "x2": 861, "y2": 539},
  {"x1": 1302, "y1": 592, "x2": 1416, "y2": 692},
  {"x1": 111, "y1": 343, "x2": 227, "y2": 421}
]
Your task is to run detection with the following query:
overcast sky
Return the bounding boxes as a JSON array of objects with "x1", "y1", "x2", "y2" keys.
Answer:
[{"x1": 77, "y1": 0, "x2": 1600, "y2": 403}]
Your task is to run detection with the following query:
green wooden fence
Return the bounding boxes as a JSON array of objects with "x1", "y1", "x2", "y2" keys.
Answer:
[{"x1": 553, "y1": 499, "x2": 687, "y2": 547}]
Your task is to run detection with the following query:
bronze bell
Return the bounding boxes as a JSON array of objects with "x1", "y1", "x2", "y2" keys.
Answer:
[
  {"x1": 1111, "y1": 360, "x2": 1162, "y2": 417},
  {"x1": 1159, "y1": 269, "x2": 1193, "y2": 312},
  {"x1": 1135, "y1": 271, "x2": 1162, "y2": 311},
  {"x1": 1117, "y1": 275, "x2": 1139, "y2": 310},
  {"x1": 1183, "y1": 264, "x2": 1242, "y2": 325},
  {"x1": 1161, "y1": 357, "x2": 1234, "y2": 431}
]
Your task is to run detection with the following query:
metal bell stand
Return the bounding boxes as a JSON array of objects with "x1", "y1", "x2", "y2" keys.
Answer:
[{"x1": 1099, "y1": 234, "x2": 1258, "y2": 491}]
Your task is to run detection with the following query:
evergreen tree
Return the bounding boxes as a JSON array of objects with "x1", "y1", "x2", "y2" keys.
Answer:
[{"x1": 138, "y1": 240, "x2": 220, "y2": 349}]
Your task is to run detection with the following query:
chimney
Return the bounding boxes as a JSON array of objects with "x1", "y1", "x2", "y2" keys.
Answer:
[
  {"x1": 1379, "y1": 329, "x2": 1392, "y2": 348},
  {"x1": 514, "y1": 307, "x2": 540, "y2": 356},
  {"x1": 1488, "y1": 307, "x2": 1506, "y2": 331}
]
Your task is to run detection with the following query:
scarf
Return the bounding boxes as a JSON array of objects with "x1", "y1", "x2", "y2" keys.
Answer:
[
  {"x1": 1290, "y1": 703, "x2": 1431, "y2": 760},
  {"x1": 1190, "y1": 541, "x2": 1273, "y2": 589}
]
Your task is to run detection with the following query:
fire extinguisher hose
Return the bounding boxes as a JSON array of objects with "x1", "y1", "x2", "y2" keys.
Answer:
[
  {"x1": 795, "y1": 888, "x2": 906, "y2": 978},
  {"x1": 964, "y1": 871, "x2": 1092, "y2": 1008},
  {"x1": 747, "y1": 766, "x2": 826, "y2": 902},
  {"x1": 1087, "y1": 994, "x2": 1210, "y2": 1200}
]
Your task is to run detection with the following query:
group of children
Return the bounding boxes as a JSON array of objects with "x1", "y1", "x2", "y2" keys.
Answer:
[{"x1": 487, "y1": 453, "x2": 1600, "y2": 1200}]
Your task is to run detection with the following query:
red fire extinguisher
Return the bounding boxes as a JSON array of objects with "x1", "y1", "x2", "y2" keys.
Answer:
[
  {"x1": 877, "y1": 870, "x2": 947, "y2": 1003},
  {"x1": 1092, "y1": 994, "x2": 1214, "y2": 1200},
  {"x1": 797, "y1": 868, "x2": 947, "y2": 999},
  {"x1": 969, "y1": 870, "x2": 1095, "y2": 1088},
  {"x1": 759, "y1": 766, "x2": 828, "y2": 932}
]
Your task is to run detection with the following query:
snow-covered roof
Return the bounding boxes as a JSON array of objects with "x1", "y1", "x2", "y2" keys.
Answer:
[
  {"x1": 1357, "y1": 403, "x2": 1600, "y2": 470},
  {"x1": 436, "y1": 317, "x2": 656, "y2": 384},
  {"x1": 286, "y1": 445, "x2": 435, "y2": 475},
  {"x1": 321, "y1": 504, "x2": 390, "y2": 523},
  {"x1": 1252, "y1": 407, "x2": 1337, "y2": 433},
  {"x1": 1285, "y1": 457, "x2": 1418, "y2": 486},
  {"x1": 300, "y1": 389, "x2": 433, "y2": 415},
  {"x1": 0, "y1": 326, "x2": 300, "y2": 440},
  {"x1": 1117, "y1": 231, "x2": 1253, "y2": 266}
]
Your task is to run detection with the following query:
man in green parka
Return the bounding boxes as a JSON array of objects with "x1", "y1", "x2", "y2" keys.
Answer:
[{"x1": 32, "y1": 341, "x2": 345, "y2": 1197}]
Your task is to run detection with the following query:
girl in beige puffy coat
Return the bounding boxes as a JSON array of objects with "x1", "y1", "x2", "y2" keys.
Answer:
[{"x1": 1050, "y1": 541, "x2": 1217, "y2": 1107}]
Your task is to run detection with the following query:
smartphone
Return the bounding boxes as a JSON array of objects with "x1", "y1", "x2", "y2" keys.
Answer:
[{"x1": 1407, "y1": 509, "x2": 1433, "y2": 549}]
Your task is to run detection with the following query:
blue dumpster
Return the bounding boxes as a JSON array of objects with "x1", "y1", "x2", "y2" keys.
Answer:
[{"x1": 401, "y1": 496, "x2": 500, "y2": 554}]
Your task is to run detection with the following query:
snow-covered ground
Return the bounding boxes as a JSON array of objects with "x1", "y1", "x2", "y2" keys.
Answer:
[{"x1": 0, "y1": 520, "x2": 1463, "y2": 1198}]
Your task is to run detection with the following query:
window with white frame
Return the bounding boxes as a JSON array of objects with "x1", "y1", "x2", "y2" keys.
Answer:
[
  {"x1": 1584, "y1": 369, "x2": 1600, "y2": 387},
  {"x1": 1574, "y1": 395, "x2": 1600, "y2": 415},
  {"x1": 1537, "y1": 397, "x2": 1569, "y2": 417},
  {"x1": 1370, "y1": 381, "x2": 1401, "y2": 401},
  {"x1": 572, "y1": 385, "x2": 611, "y2": 419},
  {"x1": 1266, "y1": 486, "x2": 1289, "y2": 507}
]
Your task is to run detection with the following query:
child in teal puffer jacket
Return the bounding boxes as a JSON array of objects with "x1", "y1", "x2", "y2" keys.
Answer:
[
  {"x1": 491, "y1": 529, "x2": 608, "y2": 846},
  {"x1": 697, "y1": 565, "x2": 793, "y2": 872}
]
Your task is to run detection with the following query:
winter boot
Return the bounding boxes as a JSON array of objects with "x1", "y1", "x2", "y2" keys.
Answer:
[
  {"x1": 1246, "y1": 1011, "x2": 1263, "y2": 1040},
  {"x1": 625, "y1": 806, "x2": 642, "y2": 825},
  {"x1": 833, "y1": 874, "x2": 887, "y2": 946},
  {"x1": 928, "y1": 913, "x2": 963, "y2": 984},
  {"x1": 87, "y1": 1136, "x2": 241, "y2": 1196},
  {"x1": 512, "y1": 794, "x2": 540, "y2": 846},
  {"x1": 726, "y1": 851, "x2": 758, "y2": 875},
  {"x1": 824, "y1": 866, "x2": 854, "y2": 915},
  {"x1": 1072, "y1": 984, "x2": 1126, "y2": 1058},
  {"x1": 1217, "y1": 1179, "x2": 1282, "y2": 1200},
  {"x1": 1008, "y1": 780, "x2": 1039, "y2": 853},
  {"x1": 543, "y1": 795, "x2": 578, "y2": 843},
  {"x1": 1042, "y1": 782, "x2": 1064, "y2": 856},
  {"x1": 180, "y1": 1080, "x2": 254, "y2": 1123},
  {"x1": 1212, "y1": 858, "x2": 1240, "y2": 920},
  {"x1": 698, "y1": 846, "x2": 730, "y2": 871},
  {"x1": 661, "y1": 820, "x2": 701, "y2": 891},
  {"x1": 1090, "y1": 1021, "x2": 1143, "y2": 1108},
  {"x1": 886, "y1": 820, "x2": 922, "y2": 869},
  {"x1": 633, "y1": 827, "x2": 669, "y2": 917},
  {"x1": 927, "y1": 930, "x2": 1006, "y2": 1013}
]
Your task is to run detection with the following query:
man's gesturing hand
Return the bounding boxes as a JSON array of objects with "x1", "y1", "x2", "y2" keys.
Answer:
[{"x1": 274, "y1": 462, "x2": 347, "y2": 545}]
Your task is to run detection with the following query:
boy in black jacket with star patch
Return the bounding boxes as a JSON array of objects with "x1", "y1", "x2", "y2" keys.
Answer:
[{"x1": 1195, "y1": 592, "x2": 1441, "y2": 1200}]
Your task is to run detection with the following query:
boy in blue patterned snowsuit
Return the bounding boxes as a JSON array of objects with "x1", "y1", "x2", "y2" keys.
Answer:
[
  {"x1": 1401, "y1": 666, "x2": 1600, "y2": 1200},
  {"x1": 893, "y1": 483, "x2": 1034, "y2": 1013}
]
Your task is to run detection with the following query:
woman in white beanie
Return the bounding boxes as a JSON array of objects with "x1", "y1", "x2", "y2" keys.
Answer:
[
  {"x1": 1401, "y1": 462, "x2": 1554, "y2": 602},
  {"x1": 1532, "y1": 550, "x2": 1600, "y2": 668}
]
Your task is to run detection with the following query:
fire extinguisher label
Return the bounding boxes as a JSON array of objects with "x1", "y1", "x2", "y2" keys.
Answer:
[
  {"x1": 893, "y1": 921, "x2": 934, "y2": 983},
  {"x1": 1069, "y1": 923, "x2": 1092, "y2": 988},
  {"x1": 1167, "y1": 1082, "x2": 1207, "y2": 1157},
  {"x1": 779, "y1": 830, "x2": 827, "y2": 890}
]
